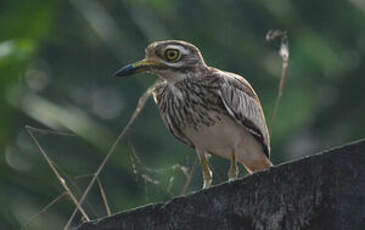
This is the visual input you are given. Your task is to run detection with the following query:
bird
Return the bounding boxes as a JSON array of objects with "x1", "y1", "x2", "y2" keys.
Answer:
[{"x1": 114, "y1": 40, "x2": 272, "y2": 189}]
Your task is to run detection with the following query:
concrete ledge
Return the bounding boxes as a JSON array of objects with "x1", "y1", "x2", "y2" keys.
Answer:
[{"x1": 75, "y1": 139, "x2": 365, "y2": 230}]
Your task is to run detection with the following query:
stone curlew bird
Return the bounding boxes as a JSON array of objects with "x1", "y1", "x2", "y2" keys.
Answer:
[{"x1": 114, "y1": 40, "x2": 272, "y2": 189}]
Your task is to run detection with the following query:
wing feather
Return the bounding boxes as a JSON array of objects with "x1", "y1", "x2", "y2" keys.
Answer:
[{"x1": 216, "y1": 71, "x2": 271, "y2": 157}]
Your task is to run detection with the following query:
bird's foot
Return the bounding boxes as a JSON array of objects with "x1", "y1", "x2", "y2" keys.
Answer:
[
  {"x1": 202, "y1": 165, "x2": 213, "y2": 189},
  {"x1": 202, "y1": 176, "x2": 212, "y2": 189},
  {"x1": 227, "y1": 151, "x2": 239, "y2": 181}
]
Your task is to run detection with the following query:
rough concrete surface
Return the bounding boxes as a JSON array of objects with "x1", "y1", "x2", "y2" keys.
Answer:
[{"x1": 75, "y1": 139, "x2": 365, "y2": 230}]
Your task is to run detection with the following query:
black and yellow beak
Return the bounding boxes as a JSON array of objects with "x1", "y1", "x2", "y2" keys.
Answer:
[{"x1": 113, "y1": 59, "x2": 159, "y2": 77}]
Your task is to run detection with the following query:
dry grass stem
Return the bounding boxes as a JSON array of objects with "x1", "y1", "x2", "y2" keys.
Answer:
[
  {"x1": 21, "y1": 192, "x2": 68, "y2": 229},
  {"x1": 64, "y1": 81, "x2": 160, "y2": 229},
  {"x1": 180, "y1": 158, "x2": 198, "y2": 195},
  {"x1": 74, "y1": 173, "x2": 95, "y2": 180},
  {"x1": 25, "y1": 127, "x2": 90, "y2": 222},
  {"x1": 96, "y1": 177, "x2": 111, "y2": 216},
  {"x1": 25, "y1": 125, "x2": 75, "y2": 136},
  {"x1": 141, "y1": 174, "x2": 161, "y2": 185},
  {"x1": 266, "y1": 30, "x2": 290, "y2": 131}
]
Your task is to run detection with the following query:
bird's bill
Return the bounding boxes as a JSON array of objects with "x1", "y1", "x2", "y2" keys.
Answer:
[{"x1": 113, "y1": 59, "x2": 159, "y2": 77}]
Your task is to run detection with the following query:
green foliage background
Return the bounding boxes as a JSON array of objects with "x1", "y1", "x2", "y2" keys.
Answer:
[{"x1": 1, "y1": 0, "x2": 364, "y2": 229}]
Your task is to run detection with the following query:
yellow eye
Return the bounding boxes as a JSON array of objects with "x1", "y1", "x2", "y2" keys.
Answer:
[{"x1": 164, "y1": 49, "x2": 180, "y2": 62}]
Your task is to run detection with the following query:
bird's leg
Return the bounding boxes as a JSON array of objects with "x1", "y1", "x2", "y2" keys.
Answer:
[
  {"x1": 228, "y1": 150, "x2": 239, "y2": 181},
  {"x1": 197, "y1": 151, "x2": 212, "y2": 189}
]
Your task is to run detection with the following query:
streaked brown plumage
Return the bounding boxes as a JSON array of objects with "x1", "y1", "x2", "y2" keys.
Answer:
[{"x1": 115, "y1": 40, "x2": 272, "y2": 189}]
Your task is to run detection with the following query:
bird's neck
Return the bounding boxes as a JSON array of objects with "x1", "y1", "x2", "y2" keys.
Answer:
[
  {"x1": 162, "y1": 71, "x2": 191, "y2": 84},
  {"x1": 158, "y1": 65, "x2": 210, "y2": 84}
]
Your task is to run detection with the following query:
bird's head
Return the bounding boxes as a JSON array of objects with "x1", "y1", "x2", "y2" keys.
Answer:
[{"x1": 114, "y1": 40, "x2": 207, "y2": 82}]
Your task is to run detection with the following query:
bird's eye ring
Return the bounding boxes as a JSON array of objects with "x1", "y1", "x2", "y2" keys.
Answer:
[{"x1": 164, "y1": 49, "x2": 181, "y2": 62}]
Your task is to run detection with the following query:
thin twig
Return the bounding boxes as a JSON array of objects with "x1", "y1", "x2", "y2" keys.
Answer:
[
  {"x1": 25, "y1": 127, "x2": 90, "y2": 221},
  {"x1": 166, "y1": 176, "x2": 175, "y2": 195},
  {"x1": 25, "y1": 125, "x2": 75, "y2": 136},
  {"x1": 64, "y1": 81, "x2": 160, "y2": 229},
  {"x1": 74, "y1": 173, "x2": 95, "y2": 180},
  {"x1": 141, "y1": 174, "x2": 161, "y2": 185},
  {"x1": 180, "y1": 158, "x2": 198, "y2": 195},
  {"x1": 266, "y1": 30, "x2": 290, "y2": 132},
  {"x1": 96, "y1": 177, "x2": 111, "y2": 216},
  {"x1": 21, "y1": 192, "x2": 68, "y2": 229}
]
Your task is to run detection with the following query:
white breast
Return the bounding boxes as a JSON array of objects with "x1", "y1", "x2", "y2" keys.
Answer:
[{"x1": 183, "y1": 114, "x2": 265, "y2": 164}]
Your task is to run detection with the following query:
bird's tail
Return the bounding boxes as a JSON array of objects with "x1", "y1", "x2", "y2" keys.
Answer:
[{"x1": 243, "y1": 156, "x2": 273, "y2": 174}]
